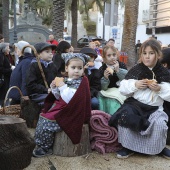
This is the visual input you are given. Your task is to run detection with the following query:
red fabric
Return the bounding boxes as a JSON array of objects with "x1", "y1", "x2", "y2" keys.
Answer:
[
  {"x1": 47, "y1": 39, "x2": 58, "y2": 54},
  {"x1": 47, "y1": 39, "x2": 58, "y2": 46},
  {"x1": 90, "y1": 110, "x2": 121, "y2": 154},
  {"x1": 41, "y1": 98, "x2": 67, "y2": 120},
  {"x1": 42, "y1": 76, "x2": 91, "y2": 144},
  {"x1": 7, "y1": 54, "x2": 15, "y2": 66}
]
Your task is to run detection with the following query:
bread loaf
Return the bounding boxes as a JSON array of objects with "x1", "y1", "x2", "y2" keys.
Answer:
[
  {"x1": 145, "y1": 79, "x2": 157, "y2": 85},
  {"x1": 55, "y1": 77, "x2": 64, "y2": 87}
]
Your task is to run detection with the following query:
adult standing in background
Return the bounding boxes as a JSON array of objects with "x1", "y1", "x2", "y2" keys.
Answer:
[
  {"x1": 47, "y1": 34, "x2": 59, "y2": 46},
  {"x1": 0, "y1": 43, "x2": 12, "y2": 106},
  {"x1": 106, "y1": 38, "x2": 115, "y2": 47},
  {"x1": 9, "y1": 41, "x2": 34, "y2": 104},
  {"x1": 135, "y1": 40, "x2": 142, "y2": 62},
  {"x1": 47, "y1": 34, "x2": 58, "y2": 55},
  {"x1": 135, "y1": 40, "x2": 142, "y2": 53}
]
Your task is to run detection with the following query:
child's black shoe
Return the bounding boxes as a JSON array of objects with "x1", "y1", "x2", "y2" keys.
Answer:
[
  {"x1": 161, "y1": 147, "x2": 170, "y2": 159},
  {"x1": 33, "y1": 147, "x2": 53, "y2": 158},
  {"x1": 116, "y1": 147, "x2": 134, "y2": 159}
]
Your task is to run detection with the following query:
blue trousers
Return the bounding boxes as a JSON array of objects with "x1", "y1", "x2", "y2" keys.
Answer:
[
  {"x1": 34, "y1": 117, "x2": 61, "y2": 150},
  {"x1": 91, "y1": 97, "x2": 99, "y2": 110}
]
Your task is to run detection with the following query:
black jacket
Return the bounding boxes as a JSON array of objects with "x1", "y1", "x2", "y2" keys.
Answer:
[
  {"x1": 99, "y1": 62, "x2": 127, "y2": 88},
  {"x1": 53, "y1": 52, "x2": 65, "y2": 76},
  {"x1": 26, "y1": 61, "x2": 60, "y2": 96},
  {"x1": 0, "y1": 52, "x2": 12, "y2": 101},
  {"x1": 84, "y1": 68, "x2": 101, "y2": 98}
]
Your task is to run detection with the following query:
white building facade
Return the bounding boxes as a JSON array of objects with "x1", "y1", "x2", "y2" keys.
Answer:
[{"x1": 97, "y1": 0, "x2": 170, "y2": 50}]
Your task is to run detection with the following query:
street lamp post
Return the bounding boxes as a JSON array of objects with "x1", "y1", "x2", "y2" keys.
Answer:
[{"x1": 13, "y1": 0, "x2": 17, "y2": 43}]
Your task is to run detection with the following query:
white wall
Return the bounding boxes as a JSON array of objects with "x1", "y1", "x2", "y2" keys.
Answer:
[
  {"x1": 155, "y1": 34, "x2": 170, "y2": 45},
  {"x1": 136, "y1": 0, "x2": 170, "y2": 45},
  {"x1": 136, "y1": 25, "x2": 150, "y2": 43},
  {"x1": 96, "y1": 0, "x2": 170, "y2": 47},
  {"x1": 96, "y1": 12, "x2": 104, "y2": 38}
]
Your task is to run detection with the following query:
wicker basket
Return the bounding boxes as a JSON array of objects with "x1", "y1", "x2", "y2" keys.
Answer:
[{"x1": 0, "y1": 86, "x2": 23, "y2": 117}]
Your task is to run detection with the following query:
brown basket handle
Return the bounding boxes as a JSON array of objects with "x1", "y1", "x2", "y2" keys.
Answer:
[
  {"x1": 3, "y1": 86, "x2": 23, "y2": 113},
  {"x1": 21, "y1": 44, "x2": 49, "y2": 89}
]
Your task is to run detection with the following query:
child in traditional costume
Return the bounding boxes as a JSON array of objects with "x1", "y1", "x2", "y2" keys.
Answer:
[
  {"x1": 98, "y1": 45, "x2": 128, "y2": 115},
  {"x1": 26, "y1": 42, "x2": 59, "y2": 105},
  {"x1": 109, "y1": 38, "x2": 170, "y2": 159},
  {"x1": 80, "y1": 47, "x2": 101, "y2": 110},
  {"x1": 33, "y1": 53, "x2": 91, "y2": 157},
  {"x1": 161, "y1": 47, "x2": 170, "y2": 144}
]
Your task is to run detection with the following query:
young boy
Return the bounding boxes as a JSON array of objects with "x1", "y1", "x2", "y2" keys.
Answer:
[
  {"x1": 80, "y1": 47, "x2": 101, "y2": 110},
  {"x1": 25, "y1": 42, "x2": 60, "y2": 105}
]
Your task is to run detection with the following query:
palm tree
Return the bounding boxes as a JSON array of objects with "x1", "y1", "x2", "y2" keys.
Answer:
[
  {"x1": 71, "y1": 0, "x2": 78, "y2": 47},
  {"x1": 0, "y1": 0, "x2": 2, "y2": 34},
  {"x1": 2, "y1": 0, "x2": 9, "y2": 41},
  {"x1": 121, "y1": 0, "x2": 139, "y2": 68},
  {"x1": 52, "y1": 0, "x2": 65, "y2": 40}
]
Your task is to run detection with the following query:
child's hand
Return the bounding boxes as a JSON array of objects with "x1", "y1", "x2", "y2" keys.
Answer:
[
  {"x1": 104, "y1": 69, "x2": 110, "y2": 79},
  {"x1": 113, "y1": 60, "x2": 119, "y2": 72},
  {"x1": 51, "y1": 80, "x2": 56, "y2": 88},
  {"x1": 57, "y1": 81, "x2": 65, "y2": 87},
  {"x1": 48, "y1": 88, "x2": 51, "y2": 93},
  {"x1": 84, "y1": 63, "x2": 89, "y2": 69},
  {"x1": 148, "y1": 83, "x2": 161, "y2": 92},
  {"x1": 55, "y1": 77, "x2": 65, "y2": 87},
  {"x1": 135, "y1": 79, "x2": 148, "y2": 89}
]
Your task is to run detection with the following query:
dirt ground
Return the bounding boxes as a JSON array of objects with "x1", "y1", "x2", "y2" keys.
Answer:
[{"x1": 25, "y1": 129, "x2": 170, "y2": 170}]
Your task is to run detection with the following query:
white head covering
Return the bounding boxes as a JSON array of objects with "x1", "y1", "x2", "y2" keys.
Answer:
[
  {"x1": 15, "y1": 41, "x2": 31, "y2": 53},
  {"x1": 0, "y1": 42, "x2": 9, "y2": 53}
]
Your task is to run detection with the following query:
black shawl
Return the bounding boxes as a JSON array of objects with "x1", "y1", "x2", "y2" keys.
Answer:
[
  {"x1": 109, "y1": 61, "x2": 170, "y2": 132},
  {"x1": 125, "y1": 62, "x2": 170, "y2": 83},
  {"x1": 99, "y1": 62, "x2": 127, "y2": 88}
]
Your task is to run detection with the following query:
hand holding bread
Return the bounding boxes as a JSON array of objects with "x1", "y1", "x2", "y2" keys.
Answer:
[
  {"x1": 106, "y1": 67, "x2": 114, "y2": 75},
  {"x1": 144, "y1": 79, "x2": 157, "y2": 85},
  {"x1": 55, "y1": 77, "x2": 64, "y2": 87},
  {"x1": 87, "y1": 62, "x2": 95, "y2": 67}
]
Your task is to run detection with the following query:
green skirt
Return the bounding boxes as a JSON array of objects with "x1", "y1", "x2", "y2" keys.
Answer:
[{"x1": 98, "y1": 94, "x2": 121, "y2": 115}]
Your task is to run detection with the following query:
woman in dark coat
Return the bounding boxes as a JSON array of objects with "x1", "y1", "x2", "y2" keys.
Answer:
[
  {"x1": 0, "y1": 43, "x2": 12, "y2": 106},
  {"x1": 9, "y1": 41, "x2": 34, "y2": 104},
  {"x1": 52, "y1": 41, "x2": 71, "y2": 76}
]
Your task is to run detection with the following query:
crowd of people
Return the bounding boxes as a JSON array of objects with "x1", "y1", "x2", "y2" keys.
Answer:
[{"x1": 0, "y1": 33, "x2": 170, "y2": 160}]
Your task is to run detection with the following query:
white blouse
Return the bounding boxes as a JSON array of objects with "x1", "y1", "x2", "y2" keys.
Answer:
[
  {"x1": 119, "y1": 79, "x2": 170, "y2": 111},
  {"x1": 51, "y1": 84, "x2": 76, "y2": 104}
]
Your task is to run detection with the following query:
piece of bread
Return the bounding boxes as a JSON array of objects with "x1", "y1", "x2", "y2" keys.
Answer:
[
  {"x1": 55, "y1": 77, "x2": 64, "y2": 87},
  {"x1": 145, "y1": 79, "x2": 157, "y2": 85},
  {"x1": 88, "y1": 62, "x2": 95, "y2": 67},
  {"x1": 106, "y1": 67, "x2": 114, "y2": 75}
]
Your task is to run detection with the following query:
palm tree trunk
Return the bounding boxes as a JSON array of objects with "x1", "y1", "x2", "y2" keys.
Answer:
[
  {"x1": 0, "y1": 0, "x2": 3, "y2": 34},
  {"x1": 52, "y1": 0, "x2": 65, "y2": 40},
  {"x1": 71, "y1": 0, "x2": 78, "y2": 47},
  {"x1": 121, "y1": 0, "x2": 139, "y2": 68},
  {"x1": 2, "y1": 0, "x2": 9, "y2": 42}
]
